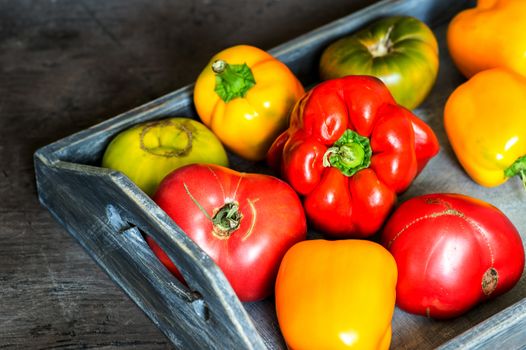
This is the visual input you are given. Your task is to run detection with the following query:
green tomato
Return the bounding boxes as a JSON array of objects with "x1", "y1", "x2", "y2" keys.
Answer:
[
  {"x1": 319, "y1": 16, "x2": 439, "y2": 110},
  {"x1": 102, "y1": 117, "x2": 228, "y2": 196}
]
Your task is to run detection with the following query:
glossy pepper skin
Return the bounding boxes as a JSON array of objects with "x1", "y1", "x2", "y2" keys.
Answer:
[
  {"x1": 194, "y1": 45, "x2": 304, "y2": 161},
  {"x1": 275, "y1": 239, "x2": 397, "y2": 350},
  {"x1": 447, "y1": 0, "x2": 526, "y2": 78},
  {"x1": 444, "y1": 68, "x2": 526, "y2": 188},
  {"x1": 268, "y1": 76, "x2": 439, "y2": 238}
]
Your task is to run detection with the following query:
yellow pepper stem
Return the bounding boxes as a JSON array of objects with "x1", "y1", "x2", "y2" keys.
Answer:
[{"x1": 505, "y1": 155, "x2": 526, "y2": 190}]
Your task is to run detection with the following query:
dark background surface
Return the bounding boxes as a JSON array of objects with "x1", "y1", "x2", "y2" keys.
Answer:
[{"x1": 0, "y1": 0, "x2": 377, "y2": 348}]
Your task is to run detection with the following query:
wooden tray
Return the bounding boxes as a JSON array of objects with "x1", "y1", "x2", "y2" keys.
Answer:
[{"x1": 34, "y1": 0, "x2": 526, "y2": 348}]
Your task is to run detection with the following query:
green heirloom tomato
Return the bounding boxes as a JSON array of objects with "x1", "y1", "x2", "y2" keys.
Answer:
[
  {"x1": 320, "y1": 16, "x2": 439, "y2": 110},
  {"x1": 102, "y1": 118, "x2": 228, "y2": 196}
]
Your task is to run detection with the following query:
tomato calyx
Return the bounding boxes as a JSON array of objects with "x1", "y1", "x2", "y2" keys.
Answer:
[
  {"x1": 322, "y1": 129, "x2": 372, "y2": 176},
  {"x1": 212, "y1": 202, "x2": 243, "y2": 238},
  {"x1": 212, "y1": 59, "x2": 256, "y2": 103},
  {"x1": 367, "y1": 25, "x2": 395, "y2": 58},
  {"x1": 183, "y1": 182, "x2": 242, "y2": 239},
  {"x1": 504, "y1": 155, "x2": 526, "y2": 189},
  {"x1": 139, "y1": 119, "x2": 195, "y2": 158}
]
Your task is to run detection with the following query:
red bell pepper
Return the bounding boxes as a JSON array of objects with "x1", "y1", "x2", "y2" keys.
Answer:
[{"x1": 268, "y1": 76, "x2": 439, "y2": 238}]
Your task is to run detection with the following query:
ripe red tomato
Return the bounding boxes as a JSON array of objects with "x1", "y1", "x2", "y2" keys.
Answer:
[
  {"x1": 381, "y1": 193, "x2": 524, "y2": 319},
  {"x1": 148, "y1": 164, "x2": 307, "y2": 302}
]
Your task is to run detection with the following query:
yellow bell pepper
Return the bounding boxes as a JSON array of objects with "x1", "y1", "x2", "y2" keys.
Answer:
[
  {"x1": 193, "y1": 45, "x2": 304, "y2": 161},
  {"x1": 447, "y1": 0, "x2": 526, "y2": 78},
  {"x1": 444, "y1": 68, "x2": 526, "y2": 188},
  {"x1": 275, "y1": 239, "x2": 397, "y2": 350}
]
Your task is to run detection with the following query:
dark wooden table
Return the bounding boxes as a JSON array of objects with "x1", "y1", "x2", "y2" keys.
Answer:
[{"x1": 0, "y1": 1, "x2": 377, "y2": 348}]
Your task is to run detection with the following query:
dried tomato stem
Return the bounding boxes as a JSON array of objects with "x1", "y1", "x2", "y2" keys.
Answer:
[
  {"x1": 184, "y1": 183, "x2": 242, "y2": 239},
  {"x1": 212, "y1": 202, "x2": 242, "y2": 239},
  {"x1": 368, "y1": 25, "x2": 395, "y2": 58}
]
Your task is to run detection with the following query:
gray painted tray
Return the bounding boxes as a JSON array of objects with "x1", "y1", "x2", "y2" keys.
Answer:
[{"x1": 34, "y1": 0, "x2": 526, "y2": 348}]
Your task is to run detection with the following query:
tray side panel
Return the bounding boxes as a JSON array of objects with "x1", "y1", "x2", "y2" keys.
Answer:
[
  {"x1": 438, "y1": 301, "x2": 526, "y2": 350},
  {"x1": 34, "y1": 155, "x2": 267, "y2": 350}
]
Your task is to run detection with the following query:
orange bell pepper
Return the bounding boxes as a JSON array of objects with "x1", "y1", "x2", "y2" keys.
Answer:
[
  {"x1": 444, "y1": 68, "x2": 526, "y2": 188},
  {"x1": 447, "y1": 0, "x2": 526, "y2": 78},
  {"x1": 275, "y1": 239, "x2": 397, "y2": 350},
  {"x1": 193, "y1": 45, "x2": 304, "y2": 161}
]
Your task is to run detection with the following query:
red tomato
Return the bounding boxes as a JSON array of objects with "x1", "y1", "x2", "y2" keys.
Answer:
[
  {"x1": 148, "y1": 164, "x2": 307, "y2": 302},
  {"x1": 381, "y1": 193, "x2": 524, "y2": 319}
]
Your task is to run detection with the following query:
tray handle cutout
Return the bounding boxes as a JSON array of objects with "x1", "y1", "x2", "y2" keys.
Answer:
[{"x1": 105, "y1": 203, "x2": 211, "y2": 323}]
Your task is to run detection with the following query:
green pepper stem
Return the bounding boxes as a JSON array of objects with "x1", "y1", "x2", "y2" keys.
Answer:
[
  {"x1": 322, "y1": 129, "x2": 372, "y2": 176},
  {"x1": 505, "y1": 155, "x2": 526, "y2": 190},
  {"x1": 212, "y1": 59, "x2": 256, "y2": 103}
]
